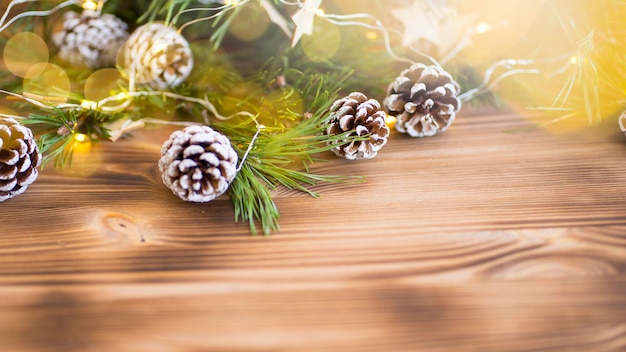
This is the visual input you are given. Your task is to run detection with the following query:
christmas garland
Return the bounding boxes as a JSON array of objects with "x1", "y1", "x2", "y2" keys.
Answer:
[{"x1": 0, "y1": 0, "x2": 624, "y2": 234}]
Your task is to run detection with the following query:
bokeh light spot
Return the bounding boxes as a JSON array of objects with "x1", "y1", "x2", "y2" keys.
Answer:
[
  {"x1": 229, "y1": 4, "x2": 270, "y2": 42},
  {"x1": 302, "y1": 18, "x2": 340, "y2": 63},
  {"x1": 84, "y1": 68, "x2": 123, "y2": 102},
  {"x1": 3, "y1": 32, "x2": 49, "y2": 78},
  {"x1": 23, "y1": 63, "x2": 71, "y2": 101},
  {"x1": 57, "y1": 139, "x2": 102, "y2": 178}
]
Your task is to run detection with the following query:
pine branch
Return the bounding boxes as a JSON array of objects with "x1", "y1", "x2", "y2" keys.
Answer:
[
  {"x1": 204, "y1": 69, "x2": 366, "y2": 234},
  {"x1": 21, "y1": 108, "x2": 124, "y2": 168}
]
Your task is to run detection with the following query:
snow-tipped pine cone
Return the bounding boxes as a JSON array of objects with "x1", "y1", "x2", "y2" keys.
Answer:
[
  {"x1": 324, "y1": 92, "x2": 389, "y2": 160},
  {"x1": 0, "y1": 118, "x2": 41, "y2": 202},
  {"x1": 120, "y1": 22, "x2": 193, "y2": 89},
  {"x1": 159, "y1": 126, "x2": 238, "y2": 203},
  {"x1": 384, "y1": 63, "x2": 461, "y2": 137},
  {"x1": 53, "y1": 11, "x2": 129, "y2": 69}
]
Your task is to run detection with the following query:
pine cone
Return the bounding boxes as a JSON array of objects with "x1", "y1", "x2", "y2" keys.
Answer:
[
  {"x1": 0, "y1": 118, "x2": 42, "y2": 202},
  {"x1": 53, "y1": 11, "x2": 129, "y2": 69},
  {"x1": 121, "y1": 22, "x2": 193, "y2": 89},
  {"x1": 159, "y1": 126, "x2": 238, "y2": 203},
  {"x1": 325, "y1": 92, "x2": 390, "y2": 160},
  {"x1": 384, "y1": 63, "x2": 461, "y2": 137}
]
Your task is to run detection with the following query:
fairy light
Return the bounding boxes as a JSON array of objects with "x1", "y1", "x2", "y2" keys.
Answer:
[
  {"x1": 74, "y1": 133, "x2": 88, "y2": 143},
  {"x1": 365, "y1": 31, "x2": 378, "y2": 41},
  {"x1": 80, "y1": 99, "x2": 97, "y2": 110},
  {"x1": 81, "y1": 0, "x2": 100, "y2": 11},
  {"x1": 475, "y1": 22, "x2": 492, "y2": 34},
  {"x1": 384, "y1": 114, "x2": 396, "y2": 129},
  {"x1": 569, "y1": 55, "x2": 579, "y2": 65}
]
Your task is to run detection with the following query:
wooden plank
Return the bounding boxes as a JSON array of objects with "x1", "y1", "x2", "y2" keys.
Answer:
[{"x1": 1, "y1": 111, "x2": 626, "y2": 351}]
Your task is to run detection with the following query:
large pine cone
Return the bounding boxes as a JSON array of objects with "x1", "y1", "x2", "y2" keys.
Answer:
[
  {"x1": 0, "y1": 118, "x2": 42, "y2": 202},
  {"x1": 159, "y1": 126, "x2": 238, "y2": 203},
  {"x1": 121, "y1": 22, "x2": 193, "y2": 89},
  {"x1": 384, "y1": 63, "x2": 461, "y2": 137},
  {"x1": 325, "y1": 92, "x2": 389, "y2": 160},
  {"x1": 53, "y1": 11, "x2": 129, "y2": 69}
]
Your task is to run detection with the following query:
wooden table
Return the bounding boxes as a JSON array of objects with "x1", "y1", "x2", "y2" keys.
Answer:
[{"x1": 1, "y1": 110, "x2": 625, "y2": 351}]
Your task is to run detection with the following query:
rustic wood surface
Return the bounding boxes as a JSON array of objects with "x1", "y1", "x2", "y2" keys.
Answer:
[{"x1": 1, "y1": 110, "x2": 626, "y2": 352}]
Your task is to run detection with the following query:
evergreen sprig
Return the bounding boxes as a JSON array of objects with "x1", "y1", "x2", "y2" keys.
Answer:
[
  {"x1": 22, "y1": 108, "x2": 124, "y2": 168},
  {"x1": 213, "y1": 73, "x2": 367, "y2": 235}
]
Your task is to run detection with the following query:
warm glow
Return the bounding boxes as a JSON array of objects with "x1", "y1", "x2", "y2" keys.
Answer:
[
  {"x1": 315, "y1": 8, "x2": 325, "y2": 16},
  {"x1": 3, "y1": 32, "x2": 49, "y2": 78},
  {"x1": 384, "y1": 115, "x2": 396, "y2": 129},
  {"x1": 23, "y1": 63, "x2": 71, "y2": 101},
  {"x1": 569, "y1": 55, "x2": 579, "y2": 65},
  {"x1": 475, "y1": 22, "x2": 492, "y2": 34},
  {"x1": 81, "y1": 100, "x2": 98, "y2": 110},
  {"x1": 82, "y1": 0, "x2": 99, "y2": 11},
  {"x1": 365, "y1": 31, "x2": 378, "y2": 41},
  {"x1": 74, "y1": 133, "x2": 88, "y2": 143}
]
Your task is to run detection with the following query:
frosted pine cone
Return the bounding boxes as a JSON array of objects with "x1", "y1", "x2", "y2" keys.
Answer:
[
  {"x1": 0, "y1": 118, "x2": 42, "y2": 202},
  {"x1": 324, "y1": 92, "x2": 389, "y2": 160},
  {"x1": 159, "y1": 126, "x2": 238, "y2": 203},
  {"x1": 384, "y1": 63, "x2": 461, "y2": 137},
  {"x1": 53, "y1": 11, "x2": 129, "y2": 69},
  {"x1": 121, "y1": 23, "x2": 193, "y2": 89}
]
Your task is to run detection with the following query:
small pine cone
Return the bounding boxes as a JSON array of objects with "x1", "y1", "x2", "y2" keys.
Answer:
[
  {"x1": 121, "y1": 22, "x2": 193, "y2": 89},
  {"x1": 159, "y1": 126, "x2": 238, "y2": 203},
  {"x1": 53, "y1": 11, "x2": 129, "y2": 69},
  {"x1": 325, "y1": 92, "x2": 390, "y2": 160},
  {"x1": 0, "y1": 118, "x2": 42, "y2": 202},
  {"x1": 384, "y1": 63, "x2": 461, "y2": 137}
]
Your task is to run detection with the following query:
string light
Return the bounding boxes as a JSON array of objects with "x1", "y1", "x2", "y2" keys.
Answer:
[
  {"x1": 81, "y1": 0, "x2": 101, "y2": 11},
  {"x1": 80, "y1": 100, "x2": 98, "y2": 110}
]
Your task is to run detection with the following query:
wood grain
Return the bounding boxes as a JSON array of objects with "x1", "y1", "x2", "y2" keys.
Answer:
[{"x1": 1, "y1": 110, "x2": 626, "y2": 351}]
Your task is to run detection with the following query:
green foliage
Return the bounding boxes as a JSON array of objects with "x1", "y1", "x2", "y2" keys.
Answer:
[
  {"x1": 22, "y1": 108, "x2": 124, "y2": 168},
  {"x1": 213, "y1": 71, "x2": 366, "y2": 234}
]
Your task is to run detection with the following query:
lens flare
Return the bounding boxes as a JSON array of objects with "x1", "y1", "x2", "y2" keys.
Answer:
[
  {"x1": 302, "y1": 18, "x2": 340, "y2": 63},
  {"x1": 3, "y1": 32, "x2": 49, "y2": 78},
  {"x1": 23, "y1": 63, "x2": 71, "y2": 101},
  {"x1": 84, "y1": 68, "x2": 123, "y2": 102}
]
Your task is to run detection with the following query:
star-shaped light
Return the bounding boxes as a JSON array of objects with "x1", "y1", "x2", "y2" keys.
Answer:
[{"x1": 290, "y1": 0, "x2": 323, "y2": 48}]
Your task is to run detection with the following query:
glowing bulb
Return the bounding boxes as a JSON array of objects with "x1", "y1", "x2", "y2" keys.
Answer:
[
  {"x1": 365, "y1": 31, "x2": 378, "y2": 41},
  {"x1": 81, "y1": 0, "x2": 100, "y2": 11},
  {"x1": 384, "y1": 115, "x2": 396, "y2": 129},
  {"x1": 315, "y1": 8, "x2": 325, "y2": 16},
  {"x1": 81, "y1": 100, "x2": 97, "y2": 110},
  {"x1": 475, "y1": 22, "x2": 492, "y2": 34},
  {"x1": 569, "y1": 55, "x2": 579, "y2": 65},
  {"x1": 74, "y1": 133, "x2": 88, "y2": 143}
]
